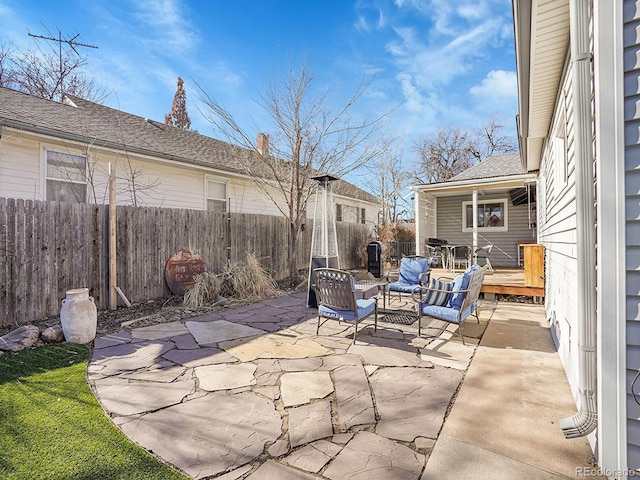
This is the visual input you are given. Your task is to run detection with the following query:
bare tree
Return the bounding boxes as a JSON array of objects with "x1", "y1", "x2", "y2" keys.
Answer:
[
  {"x1": 366, "y1": 138, "x2": 411, "y2": 224},
  {"x1": 165, "y1": 77, "x2": 192, "y2": 130},
  {"x1": 413, "y1": 127, "x2": 476, "y2": 184},
  {"x1": 413, "y1": 119, "x2": 517, "y2": 184},
  {"x1": 470, "y1": 116, "x2": 517, "y2": 161},
  {"x1": 0, "y1": 41, "x2": 107, "y2": 102},
  {"x1": 197, "y1": 62, "x2": 388, "y2": 284}
]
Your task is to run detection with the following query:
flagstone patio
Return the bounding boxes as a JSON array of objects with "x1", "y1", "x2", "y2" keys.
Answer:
[{"x1": 88, "y1": 292, "x2": 487, "y2": 479}]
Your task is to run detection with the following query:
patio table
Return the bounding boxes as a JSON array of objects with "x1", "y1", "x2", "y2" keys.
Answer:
[{"x1": 354, "y1": 279, "x2": 388, "y2": 310}]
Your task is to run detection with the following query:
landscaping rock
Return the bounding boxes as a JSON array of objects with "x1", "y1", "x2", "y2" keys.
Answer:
[
  {"x1": 40, "y1": 325, "x2": 65, "y2": 343},
  {"x1": 0, "y1": 325, "x2": 40, "y2": 352}
]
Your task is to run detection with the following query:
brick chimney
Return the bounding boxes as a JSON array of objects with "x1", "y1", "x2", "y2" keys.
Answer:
[{"x1": 256, "y1": 133, "x2": 269, "y2": 155}]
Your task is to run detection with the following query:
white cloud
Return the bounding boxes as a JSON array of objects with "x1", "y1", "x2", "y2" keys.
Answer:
[
  {"x1": 130, "y1": 0, "x2": 199, "y2": 54},
  {"x1": 470, "y1": 69, "x2": 517, "y2": 103}
]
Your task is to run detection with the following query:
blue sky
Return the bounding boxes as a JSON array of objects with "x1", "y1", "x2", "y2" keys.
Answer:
[{"x1": 1, "y1": 0, "x2": 517, "y2": 176}]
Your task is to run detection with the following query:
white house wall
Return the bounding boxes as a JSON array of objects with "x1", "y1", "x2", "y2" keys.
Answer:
[
  {"x1": 0, "y1": 133, "x2": 42, "y2": 199},
  {"x1": 415, "y1": 193, "x2": 437, "y2": 256},
  {"x1": 0, "y1": 128, "x2": 377, "y2": 221},
  {"x1": 537, "y1": 52, "x2": 582, "y2": 403}
]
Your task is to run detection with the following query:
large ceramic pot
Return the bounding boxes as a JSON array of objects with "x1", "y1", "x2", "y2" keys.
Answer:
[{"x1": 60, "y1": 288, "x2": 97, "y2": 344}]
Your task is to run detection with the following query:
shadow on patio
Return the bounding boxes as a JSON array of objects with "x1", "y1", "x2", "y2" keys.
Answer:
[{"x1": 87, "y1": 291, "x2": 599, "y2": 479}]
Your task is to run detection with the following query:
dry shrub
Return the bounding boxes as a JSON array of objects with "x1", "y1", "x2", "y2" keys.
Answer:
[
  {"x1": 183, "y1": 272, "x2": 220, "y2": 307},
  {"x1": 219, "y1": 252, "x2": 281, "y2": 300}
]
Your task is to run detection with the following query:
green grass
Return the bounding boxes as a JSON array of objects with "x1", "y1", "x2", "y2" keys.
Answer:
[{"x1": 0, "y1": 344, "x2": 188, "y2": 480}]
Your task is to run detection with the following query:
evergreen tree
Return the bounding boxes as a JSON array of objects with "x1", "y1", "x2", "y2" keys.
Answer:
[{"x1": 165, "y1": 77, "x2": 191, "y2": 129}]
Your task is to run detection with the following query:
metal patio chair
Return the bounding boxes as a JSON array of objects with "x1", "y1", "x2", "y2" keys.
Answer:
[
  {"x1": 412, "y1": 265, "x2": 487, "y2": 345},
  {"x1": 314, "y1": 268, "x2": 378, "y2": 344}
]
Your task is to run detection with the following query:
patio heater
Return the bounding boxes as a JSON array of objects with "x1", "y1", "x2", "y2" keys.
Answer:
[{"x1": 307, "y1": 174, "x2": 340, "y2": 308}]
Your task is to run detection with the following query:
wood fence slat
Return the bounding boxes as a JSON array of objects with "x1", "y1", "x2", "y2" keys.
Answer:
[{"x1": 1, "y1": 199, "x2": 372, "y2": 327}]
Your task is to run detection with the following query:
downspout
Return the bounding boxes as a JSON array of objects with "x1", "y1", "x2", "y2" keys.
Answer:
[{"x1": 559, "y1": 0, "x2": 598, "y2": 438}]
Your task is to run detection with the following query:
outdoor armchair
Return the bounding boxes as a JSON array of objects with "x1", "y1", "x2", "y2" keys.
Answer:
[
  {"x1": 386, "y1": 255, "x2": 432, "y2": 305},
  {"x1": 474, "y1": 244, "x2": 494, "y2": 272},
  {"x1": 412, "y1": 264, "x2": 487, "y2": 345},
  {"x1": 314, "y1": 268, "x2": 378, "y2": 344}
]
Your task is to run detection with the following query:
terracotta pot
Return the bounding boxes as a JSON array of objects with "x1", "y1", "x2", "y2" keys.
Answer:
[{"x1": 60, "y1": 288, "x2": 97, "y2": 344}]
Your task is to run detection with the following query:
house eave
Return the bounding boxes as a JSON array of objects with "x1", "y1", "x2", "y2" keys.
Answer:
[
  {"x1": 513, "y1": 0, "x2": 570, "y2": 172},
  {"x1": 411, "y1": 173, "x2": 538, "y2": 196}
]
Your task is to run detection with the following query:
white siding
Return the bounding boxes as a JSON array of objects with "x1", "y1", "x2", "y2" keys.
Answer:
[
  {"x1": 0, "y1": 135, "x2": 42, "y2": 199},
  {"x1": 538, "y1": 55, "x2": 582, "y2": 398},
  {"x1": 0, "y1": 128, "x2": 376, "y2": 218}
]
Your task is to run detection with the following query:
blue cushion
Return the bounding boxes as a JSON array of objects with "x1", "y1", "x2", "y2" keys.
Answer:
[
  {"x1": 318, "y1": 298, "x2": 376, "y2": 322},
  {"x1": 420, "y1": 304, "x2": 474, "y2": 324},
  {"x1": 447, "y1": 264, "x2": 481, "y2": 310},
  {"x1": 389, "y1": 281, "x2": 421, "y2": 293},
  {"x1": 398, "y1": 257, "x2": 430, "y2": 285},
  {"x1": 423, "y1": 278, "x2": 452, "y2": 306}
]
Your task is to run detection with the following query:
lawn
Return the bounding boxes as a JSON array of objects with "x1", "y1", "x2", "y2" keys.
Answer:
[{"x1": 0, "y1": 344, "x2": 188, "y2": 480}]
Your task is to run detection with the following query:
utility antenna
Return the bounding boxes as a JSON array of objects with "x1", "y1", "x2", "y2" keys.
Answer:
[{"x1": 27, "y1": 28, "x2": 98, "y2": 100}]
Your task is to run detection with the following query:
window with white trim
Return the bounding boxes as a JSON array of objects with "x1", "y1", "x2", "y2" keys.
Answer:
[
  {"x1": 462, "y1": 199, "x2": 508, "y2": 232},
  {"x1": 206, "y1": 178, "x2": 227, "y2": 212},
  {"x1": 46, "y1": 150, "x2": 87, "y2": 203}
]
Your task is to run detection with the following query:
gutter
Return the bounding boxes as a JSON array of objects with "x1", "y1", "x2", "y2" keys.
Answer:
[{"x1": 559, "y1": 0, "x2": 598, "y2": 439}]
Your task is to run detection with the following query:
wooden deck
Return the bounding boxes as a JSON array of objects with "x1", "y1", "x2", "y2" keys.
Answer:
[{"x1": 431, "y1": 268, "x2": 545, "y2": 297}]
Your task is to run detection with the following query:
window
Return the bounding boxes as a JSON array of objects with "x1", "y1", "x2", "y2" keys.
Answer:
[
  {"x1": 462, "y1": 199, "x2": 508, "y2": 232},
  {"x1": 336, "y1": 204, "x2": 366, "y2": 224},
  {"x1": 46, "y1": 150, "x2": 87, "y2": 203},
  {"x1": 206, "y1": 178, "x2": 227, "y2": 212}
]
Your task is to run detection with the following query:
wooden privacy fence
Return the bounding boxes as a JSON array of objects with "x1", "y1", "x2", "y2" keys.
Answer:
[{"x1": 0, "y1": 198, "x2": 372, "y2": 327}]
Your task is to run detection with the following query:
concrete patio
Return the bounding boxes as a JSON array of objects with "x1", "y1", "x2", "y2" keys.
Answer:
[{"x1": 87, "y1": 292, "x2": 600, "y2": 479}]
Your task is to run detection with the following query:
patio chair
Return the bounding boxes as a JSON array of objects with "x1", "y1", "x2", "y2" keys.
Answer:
[
  {"x1": 314, "y1": 268, "x2": 378, "y2": 344},
  {"x1": 474, "y1": 244, "x2": 494, "y2": 272},
  {"x1": 452, "y1": 245, "x2": 471, "y2": 270},
  {"x1": 412, "y1": 264, "x2": 487, "y2": 345},
  {"x1": 385, "y1": 255, "x2": 432, "y2": 305}
]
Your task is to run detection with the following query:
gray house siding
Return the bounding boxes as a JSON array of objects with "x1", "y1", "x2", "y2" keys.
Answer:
[
  {"x1": 435, "y1": 192, "x2": 536, "y2": 268},
  {"x1": 625, "y1": 0, "x2": 640, "y2": 468}
]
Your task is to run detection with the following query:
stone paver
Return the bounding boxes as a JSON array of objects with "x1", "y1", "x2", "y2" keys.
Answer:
[
  {"x1": 371, "y1": 366, "x2": 463, "y2": 442},
  {"x1": 88, "y1": 292, "x2": 488, "y2": 480},
  {"x1": 118, "y1": 391, "x2": 282, "y2": 479},
  {"x1": 219, "y1": 329, "x2": 332, "y2": 361},
  {"x1": 282, "y1": 444, "x2": 332, "y2": 473},
  {"x1": 280, "y1": 371, "x2": 333, "y2": 407},
  {"x1": 131, "y1": 321, "x2": 189, "y2": 340},
  {"x1": 333, "y1": 364, "x2": 376, "y2": 431},
  {"x1": 288, "y1": 400, "x2": 334, "y2": 447},
  {"x1": 247, "y1": 459, "x2": 318, "y2": 479},
  {"x1": 323, "y1": 431, "x2": 425, "y2": 480},
  {"x1": 196, "y1": 362, "x2": 257, "y2": 391},
  {"x1": 185, "y1": 319, "x2": 265, "y2": 344},
  {"x1": 93, "y1": 375, "x2": 195, "y2": 416}
]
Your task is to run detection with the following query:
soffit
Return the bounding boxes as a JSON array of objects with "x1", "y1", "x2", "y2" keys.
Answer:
[{"x1": 516, "y1": 0, "x2": 570, "y2": 171}]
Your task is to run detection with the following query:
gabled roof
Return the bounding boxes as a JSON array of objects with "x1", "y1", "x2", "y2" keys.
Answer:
[
  {"x1": 411, "y1": 151, "x2": 537, "y2": 195},
  {"x1": 448, "y1": 152, "x2": 523, "y2": 182},
  {"x1": 0, "y1": 87, "x2": 378, "y2": 204}
]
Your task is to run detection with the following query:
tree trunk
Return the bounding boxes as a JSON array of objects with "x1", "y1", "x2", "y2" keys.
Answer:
[{"x1": 288, "y1": 221, "x2": 299, "y2": 287}]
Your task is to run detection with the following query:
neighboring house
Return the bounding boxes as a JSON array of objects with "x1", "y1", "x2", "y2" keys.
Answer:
[
  {"x1": 0, "y1": 87, "x2": 379, "y2": 223},
  {"x1": 513, "y1": 0, "x2": 638, "y2": 475},
  {"x1": 411, "y1": 152, "x2": 538, "y2": 267}
]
